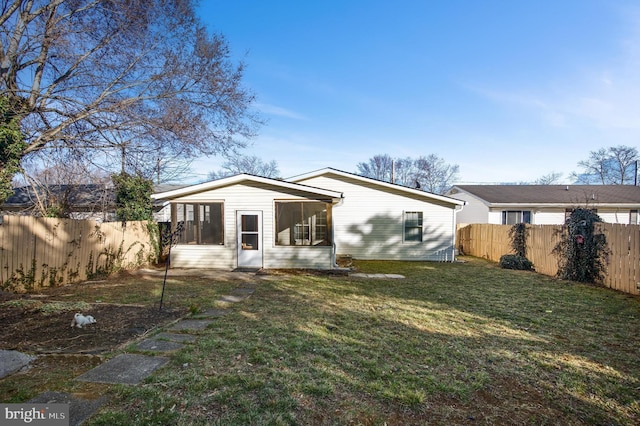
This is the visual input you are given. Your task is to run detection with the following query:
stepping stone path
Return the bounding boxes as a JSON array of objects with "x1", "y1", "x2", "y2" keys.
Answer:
[
  {"x1": 0, "y1": 349, "x2": 36, "y2": 379},
  {"x1": 29, "y1": 391, "x2": 108, "y2": 426},
  {"x1": 76, "y1": 353, "x2": 170, "y2": 385},
  {"x1": 22, "y1": 281, "x2": 258, "y2": 425},
  {"x1": 350, "y1": 273, "x2": 405, "y2": 279},
  {"x1": 168, "y1": 318, "x2": 215, "y2": 331}
]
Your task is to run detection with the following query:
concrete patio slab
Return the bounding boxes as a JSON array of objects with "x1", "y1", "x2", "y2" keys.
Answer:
[
  {"x1": 76, "y1": 354, "x2": 169, "y2": 385},
  {"x1": 29, "y1": 391, "x2": 108, "y2": 426},
  {"x1": 0, "y1": 350, "x2": 36, "y2": 379}
]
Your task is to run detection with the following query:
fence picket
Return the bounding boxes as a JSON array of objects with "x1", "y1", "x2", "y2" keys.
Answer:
[
  {"x1": 457, "y1": 223, "x2": 639, "y2": 296},
  {"x1": 0, "y1": 216, "x2": 155, "y2": 292}
]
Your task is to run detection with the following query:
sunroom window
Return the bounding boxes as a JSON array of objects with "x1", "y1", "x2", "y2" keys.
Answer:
[
  {"x1": 173, "y1": 203, "x2": 224, "y2": 245},
  {"x1": 275, "y1": 201, "x2": 331, "y2": 246}
]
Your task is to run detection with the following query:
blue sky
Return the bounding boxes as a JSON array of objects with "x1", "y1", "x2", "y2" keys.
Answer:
[{"x1": 190, "y1": 0, "x2": 640, "y2": 184}]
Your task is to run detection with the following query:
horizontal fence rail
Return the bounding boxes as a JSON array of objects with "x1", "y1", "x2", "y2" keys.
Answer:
[
  {"x1": 457, "y1": 223, "x2": 639, "y2": 296},
  {"x1": 0, "y1": 216, "x2": 156, "y2": 292}
]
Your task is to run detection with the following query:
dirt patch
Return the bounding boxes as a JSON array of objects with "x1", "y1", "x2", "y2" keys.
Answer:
[{"x1": 0, "y1": 295, "x2": 185, "y2": 354}]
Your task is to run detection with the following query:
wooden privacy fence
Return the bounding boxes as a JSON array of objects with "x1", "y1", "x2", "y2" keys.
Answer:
[
  {"x1": 457, "y1": 223, "x2": 640, "y2": 296},
  {"x1": 0, "y1": 216, "x2": 157, "y2": 292}
]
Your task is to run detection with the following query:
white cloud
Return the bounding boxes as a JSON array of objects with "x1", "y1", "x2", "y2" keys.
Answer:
[{"x1": 253, "y1": 102, "x2": 308, "y2": 120}]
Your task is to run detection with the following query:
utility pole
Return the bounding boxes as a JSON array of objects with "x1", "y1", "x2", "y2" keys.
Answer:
[{"x1": 391, "y1": 160, "x2": 395, "y2": 184}]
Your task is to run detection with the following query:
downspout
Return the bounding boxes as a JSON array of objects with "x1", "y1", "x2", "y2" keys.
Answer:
[
  {"x1": 331, "y1": 194, "x2": 345, "y2": 268},
  {"x1": 452, "y1": 202, "x2": 466, "y2": 261}
]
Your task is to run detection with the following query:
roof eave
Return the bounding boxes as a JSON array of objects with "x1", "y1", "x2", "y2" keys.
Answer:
[
  {"x1": 151, "y1": 174, "x2": 343, "y2": 201},
  {"x1": 289, "y1": 168, "x2": 465, "y2": 206},
  {"x1": 487, "y1": 203, "x2": 640, "y2": 209}
]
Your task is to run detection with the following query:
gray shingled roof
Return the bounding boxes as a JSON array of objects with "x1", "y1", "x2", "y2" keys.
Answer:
[
  {"x1": 3, "y1": 184, "x2": 187, "y2": 211},
  {"x1": 450, "y1": 185, "x2": 640, "y2": 205},
  {"x1": 2, "y1": 185, "x2": 114, "y2": 209}
]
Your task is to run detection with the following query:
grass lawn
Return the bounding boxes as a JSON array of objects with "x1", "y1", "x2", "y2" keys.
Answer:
[{"x1": 6, "y1": 257, "x2": 639, "y2": 425}]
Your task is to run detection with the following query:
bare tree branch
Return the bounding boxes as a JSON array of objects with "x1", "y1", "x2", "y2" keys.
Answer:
[{"x1": 1, "y1": 0, "x2": 260, "y2": 185}]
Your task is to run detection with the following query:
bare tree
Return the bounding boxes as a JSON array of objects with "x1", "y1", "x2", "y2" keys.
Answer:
[
  {"x1": 391, "y1": 157, "x2": 414, "y2": 185},
  {"x1": 413, "y1": 154, "x2": 460, "y2": 194},
  {"x1": 356, "y1": 153, "x2": 459, "y2": 194},
  {"x1": 18, "y1": 150, "x2": 112, "y2": 217},
  {"x1": 207, "y1": 154, "x2": 280, "y2": 180},
  {"x1": 609, "y1": 145, "x2": 638, "y2": 184},
  {"x1": 533, "y1": 172, "x2": 563, "y2": 185},
  {"x1": 1, "y1": 0, "x2": 259, "y2": 191},
  {"x1": 573, "y1": 145, "x2": 638, "y2": 184},
  {"x1": 356, "y1": 154, "x2": 394, "y2": 182}
]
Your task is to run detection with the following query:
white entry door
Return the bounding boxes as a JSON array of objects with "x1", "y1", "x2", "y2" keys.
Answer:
[{"x1": 237, "y1": 211, "x2": 263, "y2": 269}]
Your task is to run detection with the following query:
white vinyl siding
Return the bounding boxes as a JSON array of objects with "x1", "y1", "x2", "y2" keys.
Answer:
[
  {"x1": 449, "y1": 192, "x2": 490, "y2": 224},
  {"x1": 598, "y1": 208, "x2": 639, "y2": 224},
  {"x1": 168, "y1": 182, "x2": 333, "y2": 269},
  {"x1": 296, "y1": 175, "x2": 457, "y2": 261}
]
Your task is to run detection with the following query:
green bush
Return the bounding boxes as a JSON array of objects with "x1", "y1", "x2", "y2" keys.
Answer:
[{"x1": 499, "y1": 254, "x2": 534, "y2": 271}]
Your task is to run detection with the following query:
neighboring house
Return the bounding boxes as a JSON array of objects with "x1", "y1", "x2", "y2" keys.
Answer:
[
  {"x1": 1, "y1": 183, "x2": 182, "y2": 222},
  {"x1": 151, "y1": 168, "x2": 465, "y2": 270},
  {"x1": 447, "y1": 185, "x2": 640, "y2": 225},
  {"x1": 1, "y1": 184, "x2": 116, "y2": 222}
]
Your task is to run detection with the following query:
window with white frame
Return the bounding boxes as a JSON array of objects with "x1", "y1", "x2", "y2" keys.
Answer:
[
  {"x1": 173, "y1": 203, "x2": 224, "y2": 245},
  {"x1": 404, "y1": 211, "x2": 423, "y2": 242},
  {"x1": 502, "y1": 210, "x2": 531, "y2": 225},
  {"x1": 630, "y1": 210, "x2": 638, "y2": 225},
  {"x1": 275, "y1": 201, "x2": 331, "y2": 246}
]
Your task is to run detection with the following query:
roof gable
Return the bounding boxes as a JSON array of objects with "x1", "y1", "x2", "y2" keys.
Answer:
[
  {"x1": 151, "y1": 173, "x2": 343, "y2": 201},
  {"x1": 288, "y1": 168, "x2": 464, "y2": 206},
  {"x1": 449, "y1": 185, "x2": 640, "y2": 205}
]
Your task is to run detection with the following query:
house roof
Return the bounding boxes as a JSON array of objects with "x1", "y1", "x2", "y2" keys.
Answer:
[
  {"x1": 3, "y1": 183, "x2": 185, "y2": 211},
  {"x1": 151, "y1": 173, "x2": 344, "y2": 201},
  {"x1": 449, "y1": 185, "x2": 640, "y2": 207},
  {"x1": 2, "y1": 184, "x2": 114, "y2": 210},
  {"x1": 288, "y1": 168, "x2": 465, "y2": 206}
]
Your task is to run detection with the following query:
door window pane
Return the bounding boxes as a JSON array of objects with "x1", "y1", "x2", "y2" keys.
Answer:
[
  {"x1": 242, "y1": 234, "x2": 258, "y2": 250},
  {"x1": 242, "y1": 215, "x2": 258, "y2": 232}
]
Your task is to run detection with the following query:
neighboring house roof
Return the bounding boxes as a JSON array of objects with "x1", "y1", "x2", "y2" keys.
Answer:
[
  {"x1": 3, "y1": 183, "x2": 184, "y2": 212},
  {"x1": 288, "y1": 167, "x2": 465, "y2": 207},
  {"x1": 2, "y1": 184, "x2": 114, "y2": 211},
  {"x1": 449, "y1": 185, "x2": 640, "y2": 207},
  {"x1": 151, "y1": 173, "x2": 344, "y2": 202}
]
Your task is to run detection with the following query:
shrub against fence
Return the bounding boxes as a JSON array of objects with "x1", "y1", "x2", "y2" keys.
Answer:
[
  {"x1": 0, "y1": 216, "x2": 158, "y2": 292},
  {"x1": 457, "y1": 223, "x2": 639, "y2": 296}
]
